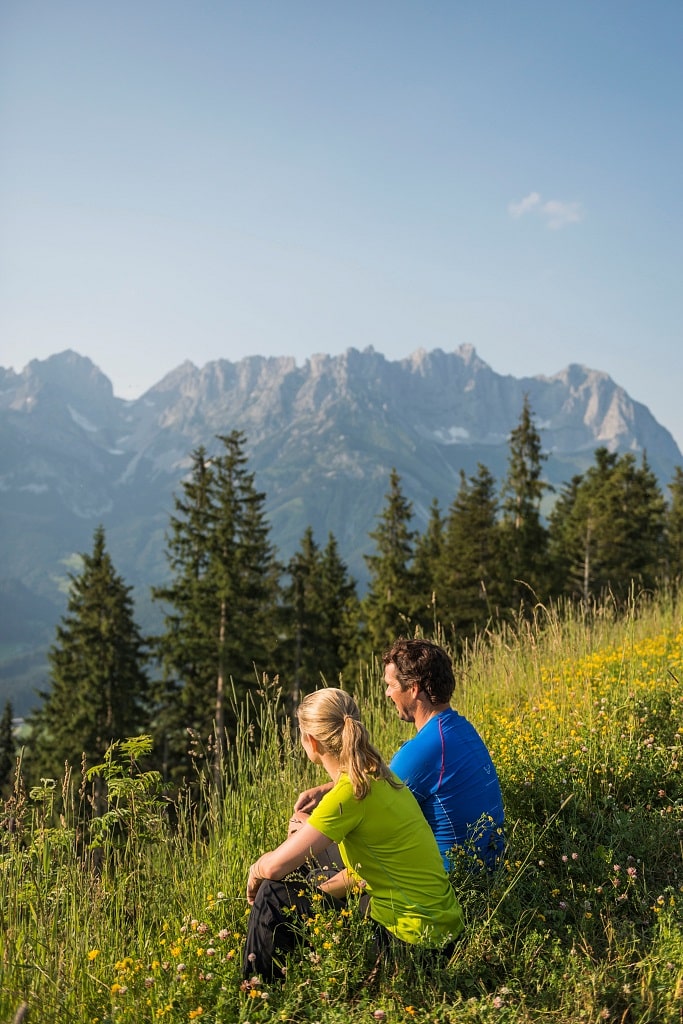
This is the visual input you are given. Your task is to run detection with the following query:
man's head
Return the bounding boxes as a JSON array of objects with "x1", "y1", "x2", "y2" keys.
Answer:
[{"x1": 382, "y1": 638, "x2": 456, "y2": 709}]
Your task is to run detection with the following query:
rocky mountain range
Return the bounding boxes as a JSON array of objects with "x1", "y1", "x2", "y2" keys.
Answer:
[{"x1": 2, "y1": 344, "x2": 681, "y2": 714}]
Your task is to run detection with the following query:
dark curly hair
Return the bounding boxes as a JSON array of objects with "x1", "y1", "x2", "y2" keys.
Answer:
[{"x1": 382, "y1": 638, "x2": 455, "y2": 705}]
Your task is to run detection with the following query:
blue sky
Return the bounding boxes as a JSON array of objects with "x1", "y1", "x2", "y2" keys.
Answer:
[{"x1": 2, "y1": 1, "x2": 682, "y2": 450}]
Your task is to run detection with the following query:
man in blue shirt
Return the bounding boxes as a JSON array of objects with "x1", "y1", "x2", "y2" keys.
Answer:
[
  {"x1": 294, "y1": 638, "x2": 504, "y2": 871},
  {"x1": 383, "y1": 638, "x2": 505, "y2": 870}
]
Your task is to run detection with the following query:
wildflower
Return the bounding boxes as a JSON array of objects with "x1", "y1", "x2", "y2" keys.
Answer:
[
  {"x1": 177, "y1": 963, "x2": 186, "y2": 973},
  {"x1": 571, "y1": 852, "x2": 579, "y2": 861},
  {"x1": 188, "y1": 1009, "x2": 204, "y2": 1020},
  {"x1": 87, "y1": 949, "x2": 100, "y2": 961},
  {"x1": 405, "y1": 1008, "x2": 416, "y2": 1016},
  {"x1": 145, "y1": 977, "x2": 154, "y2": 989},
  {"x1": 218, "y1": 929, "x2": 229, "y2": 940},
  {"x1": 197, "y1": 922, "x2": 208, "y2": 934},
  {"x1": 627, "y1": 867, "x2": 637, "y2": 878},
  {"x1": 111, "y1": 983, "x2": 128, "y2": 995},
  {"x1": 561, "y1": 855, "x2": 568, "y2": 863},
  {"x1": 373, "y1": 1012, "x2": 387, "y2": 1020},
  {"x1": 492, "y1": 995, "x2": 504, "y2": 1009},
  {"x1": 206, "y1": 947, "x2": 216, "y2": 956}
]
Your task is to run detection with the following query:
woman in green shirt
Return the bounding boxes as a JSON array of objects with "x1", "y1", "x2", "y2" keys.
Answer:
[{"x1": 244, "y1": 687, "x2": 464, "y2": 982}]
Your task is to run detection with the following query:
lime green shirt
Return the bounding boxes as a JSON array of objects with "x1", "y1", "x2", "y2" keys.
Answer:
[{"x1": 308, "y1": 772, "x2": 464, "y2": 946}]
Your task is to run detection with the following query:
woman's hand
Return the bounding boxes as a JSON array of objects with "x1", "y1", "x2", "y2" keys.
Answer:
[{"x1": 247, "y1": 861, "x2": 264, "y2": 906}]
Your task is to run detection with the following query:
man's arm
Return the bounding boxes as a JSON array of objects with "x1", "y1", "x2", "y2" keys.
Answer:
[{"x1": 293, "y1": 780, "x2": 334, "y2": 814}]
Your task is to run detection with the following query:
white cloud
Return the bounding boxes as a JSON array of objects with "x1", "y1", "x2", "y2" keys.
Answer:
[
  {"x1": 508, "y1": 192, "x2": 541, "y2": 218},
  {"x1": 508, "y1": 192, "x2": 584, "y2": 229},
  {"x1": 541, "y1": 199, "x2": 584, "y2": 229}
]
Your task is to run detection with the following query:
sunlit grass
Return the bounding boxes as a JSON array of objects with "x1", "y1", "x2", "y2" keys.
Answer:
[{"x1": 1, "y1": 593, "x2": 682, "y2": 1022}]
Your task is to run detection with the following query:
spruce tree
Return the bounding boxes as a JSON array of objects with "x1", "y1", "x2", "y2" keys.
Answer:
[
  {"x1": 318, "y1": 532, "x2": 361, "y2": 684},
  {"x1": 280, "y1": 529, "x2": 360, "y2": 703},
  {"x1": 410, "y1": 498, "x2": 444, "y2": 636},
  {"x1": 499, "y1": 396, "x2": 551, "y2": 608},
  {"x1": 548, "y1": 449, "x2": 666, "y2": 603},
  {"x1": 152, "y1": 431, "x2": 280, "y2": 782},
  {"x1": 664, "y1": 466, "x2": 683, "y2": 587},
  {"x1": 0, "y1": 700, "x2": 15, "y2": 795},
  {"x1": 26, "y1": 526, "x2": 148, "y2": 789},
  {"x1": 362, "y1": 468, "x2": 417, "y2": 653},
  {"x1": 281, "y1": 527, "x2": 326, "y2": 704},
  {"x1": 436, "y1": 464, "x2": 502, "y2": 644}
]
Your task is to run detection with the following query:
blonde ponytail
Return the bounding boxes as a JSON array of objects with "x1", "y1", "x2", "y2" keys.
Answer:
[{"x1": 297, "y1": 688, "x2": 401, "y2": 800}]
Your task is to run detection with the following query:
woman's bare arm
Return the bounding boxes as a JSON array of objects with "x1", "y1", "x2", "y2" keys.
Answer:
[{"x1": 247, "y1": 823, "x2": 332, "y2": 904}]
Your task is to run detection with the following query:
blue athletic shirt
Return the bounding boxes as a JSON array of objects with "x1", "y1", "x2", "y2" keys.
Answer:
[{"x1": 389, "y1": 708, "x2": 505, "y2": 869}]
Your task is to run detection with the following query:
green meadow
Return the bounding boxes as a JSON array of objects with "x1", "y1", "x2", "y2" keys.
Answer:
[{"x1": 1, "y1": 595, "x2": 682, "y2": 1024}]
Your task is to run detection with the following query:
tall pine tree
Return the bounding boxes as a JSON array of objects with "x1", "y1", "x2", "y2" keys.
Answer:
[
  {"x1": 280, "y1": 528, "x2": 360, "y2": 704},
  {"x1": 362, "y1": 468, "x2": 417, "y2": 653},
  {"x1": 152, "y1": 431, "x2": 280, "y2": 782},
  {"x1": 499, "y1": 396, "x2": 551, "y2": 609},
  {"x1": 281, "y1": 528, "x2": 327, "y2": 704},
  {"x1": 664, "y1": 466, "x2": 683, "y2": 588},
  {"x1": 548, "y1": 448, "x2": 666, "y2": 603},
  {"x1": 318, "y1": 532, "x2": 361, "y2": 684},
  {"x1": 26, "y1": 526, "x2": 148, "y2": 790},
  {"x1": 0, "y1": 701, "x2": 15, "y2": 796},
  {"x1": 436, "y1": 463, "x2": 502, "y2": 644},
  {"x1": 410, "y1": 498, "x2": 444, "y2": 637}
]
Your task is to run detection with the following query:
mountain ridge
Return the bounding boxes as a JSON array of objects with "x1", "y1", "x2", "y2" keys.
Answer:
[{"x1": 1, "y1": 345, "x2": 681, "y2": 714}]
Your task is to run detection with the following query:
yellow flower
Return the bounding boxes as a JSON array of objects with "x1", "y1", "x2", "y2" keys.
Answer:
[
  {"x1": 87, "y1": 949, "x2": 100, "y2": 961},
  {"x1": 188, "y1": 1009, "x2": 204, "y2": 1020}
]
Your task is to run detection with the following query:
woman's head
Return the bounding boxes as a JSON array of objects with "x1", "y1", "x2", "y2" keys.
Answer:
[{"x1": 296, "y1": 687, "x2": 399, "y2": 799}]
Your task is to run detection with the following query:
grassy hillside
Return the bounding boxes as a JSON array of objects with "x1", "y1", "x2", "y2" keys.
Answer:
[{"x1": 1, "y1": 594, "x2": 682, "y2": 1023}]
